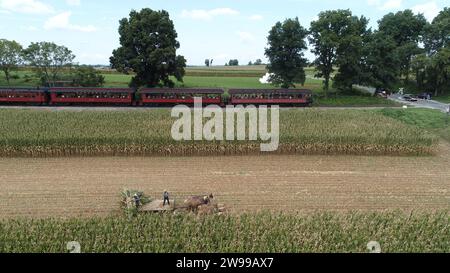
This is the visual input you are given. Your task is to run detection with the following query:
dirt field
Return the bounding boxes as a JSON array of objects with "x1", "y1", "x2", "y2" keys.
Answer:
[{"x1": 0, "y1": 144, "x2": 449, "y2": 218}]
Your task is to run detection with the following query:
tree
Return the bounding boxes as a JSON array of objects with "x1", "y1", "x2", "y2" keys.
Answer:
[
  {"x1": 110, "y1": 9, "x2": 186, "y2": 88},
  {"x1": 412, "y1": 49, "x2": 450, "y2": 96},
  {"x1": 72, "y1": 66, "x2": 105, "y2": 87},
  {"x1": 423, "y1": 7, "x2": 450, "y2": 55},
  {"x1": 411, "y1": 53, "x2": 429, "y2": 90},
  {"x1": 0, "y1": 39, "x2": 23, "y2": 85},
  {"x1": 333, "y1": 14, "x2": 369, "y2": 92},
  {"x1": 228, "y1": 59, "x2": 239, "y2": 66},
  {"x1": 248, "y1": 61, "x2": 253, "y2": 66},
  {"x1": 205, "y1": 59, "x2": 210, "y2": 67},
  {"x1": 309, "y1": 9, "x2": 368, "y2": 93},
  {"x1": 254, "y1": 59, "x2": 262, "y2": 65},
  {"x1": 428, "y1": 48, "x2": 450, "y2": 96},
  {"x1": 378, "y1": 10, "x2": 427, "y2": 82},
  {"x1": 24, "y1": 42, "x2": 75, "y2": 86},
  {"x1": 361, "y1": 31, "x2": 400, "y2": 89},
  {"x1": 265, "y1": 17, "x2": 308, "y2": 88}
]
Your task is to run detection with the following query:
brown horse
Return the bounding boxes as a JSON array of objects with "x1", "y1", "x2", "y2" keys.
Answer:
[{"x1": 183, "y1": 194, "x2": 214, "y2": 212}]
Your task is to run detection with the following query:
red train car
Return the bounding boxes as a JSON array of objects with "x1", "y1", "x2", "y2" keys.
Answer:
[
  {"x1": 0, "y1": 88, "x2": 47, "y2": 104},
  {"x1": 229, "y1": 89, "x2": 313, "y2": 106},
  {"x1": 49, "y1": 88, "x2": 134, "y2": 105},
  {"x1": 139, "y1": 88, "x2": 224, "y2": 106}
]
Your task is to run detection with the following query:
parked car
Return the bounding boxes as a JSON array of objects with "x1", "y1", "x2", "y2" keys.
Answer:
[
  {"x1": 416, "y1": 93, "x2": 432, "y2": 100},
  {"x1": 375, "y1": 88, "x2": 392, "y2": 98},
  {"x1": 403, "y1": 94, "x2": 418, "y2": 102}
]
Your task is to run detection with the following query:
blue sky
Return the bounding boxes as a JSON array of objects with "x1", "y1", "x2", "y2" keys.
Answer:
[{"x1": 0, "y1": 0, "x2": 447, "y2": 65}]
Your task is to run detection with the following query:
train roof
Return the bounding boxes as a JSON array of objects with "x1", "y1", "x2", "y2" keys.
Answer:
[
  {"x1": 49, "y1": 87, "x2": 134, "y2": 93},
  {"x1": 140, "y1": 88, "x2": 224, "y2": 94},
  {"x1": 0, "y1": 88, "x2": 46, "y2": 93},
  {"x1": 229, "y1": 89, "x2": 313, "y2": 94}
]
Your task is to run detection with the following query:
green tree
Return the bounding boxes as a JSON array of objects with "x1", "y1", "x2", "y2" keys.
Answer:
[
  {"x1": 205, "y1": 59, "x2": 210, "y2": 67},
  {"x1": 361, "y1": 31, "x2": 400, "y2": 90},
  {"x1": 428, "y1": 48, "x2": 450, "y2": 96},
  {"x1": 0, "y1": 39, "x2": 23, "y2": 85},
  {"x1": 309, "y1": 10, "x2": 365, "y2": 93},
  {"x1": 333, "y1": 14, "x2": 369, "y2": 92},
  {"x1": 110, "y1": 9, "x2": 186, "y2": 88},
  {"x1": 412, "y1": 8, "x2": 450, "y2": 96},
  {"x1": 411, "y1": 53, "x2": 429, "y2": 90},
  {"x1": 423, "y1": 7, "x2": 449, "y2": 55},
  {"x1": 72, "y1": 66, "x2": 105, "y2": 87},
  {"x1": 254, "y1": 59, "x2": 263, "y2": 65},
  {"x1": 24, "y1": 42, "x2": 75, "y2": 86},
  {"x1": 378, "y1": 10, "x2": 427, "y2": 82},
  {"x1": 228, "y1": 59, "x2": 239, "y2": 66},
  {"x1": 265, "y1": 17, "x2": 308, "y2": 88}
]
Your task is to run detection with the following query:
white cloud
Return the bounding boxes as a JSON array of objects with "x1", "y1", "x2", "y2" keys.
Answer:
[
  {"x1": 249, "y1": 14, "x2": 263, "y2": 21},
  {"x1": 44, "y1": 12, "x2": 97, "y2": 32},
  {"x1": 181, "y1": 8, "x2": 239, "y2": 20},
  {"x1": 237, "y1": 31, "x2": 255, "y2": 43},
  {"x1": 412, "y1": 1, "x2": 440, "y2": 22},
  {"x1": 367, "y1": 0, "x2": 403, "y2": 10},
  {"x1": 66, "y1": 0, "x2": 80, "y2": 6},
  {"x1": 0, "y1": 0, "x2": 54, "y2": 14}
]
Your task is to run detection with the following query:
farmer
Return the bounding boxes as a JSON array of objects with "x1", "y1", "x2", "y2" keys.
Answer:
[
  {"x1": 163, "y1": 190, "x2": 170, "y2": 206},
  {"x1": 133, "y1": 193, "x2": 141, "y2": 208}
]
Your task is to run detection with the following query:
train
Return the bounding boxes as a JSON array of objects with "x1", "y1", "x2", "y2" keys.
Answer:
[{"x1": 0, "y1": 87, "x2": 313, "y2": 107}]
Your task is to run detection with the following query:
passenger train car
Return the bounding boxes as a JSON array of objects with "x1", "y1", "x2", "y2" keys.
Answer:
[{"x1": 0, "y1": 87, "x2": 313, "y2": 107}]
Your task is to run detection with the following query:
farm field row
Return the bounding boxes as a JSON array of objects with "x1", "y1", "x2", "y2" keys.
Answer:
[
  {"x1": 0, "y1": 108, "x2": 437, "y2": 157},
  {"x1": 0, "y1": 212, "x2": 448, "y2": 253},
  {"x1": 0, "y1": 149, "x2": 449, "y2": 218}
]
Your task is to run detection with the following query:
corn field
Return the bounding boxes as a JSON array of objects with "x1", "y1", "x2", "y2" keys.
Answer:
[
  {"x1": 0, "y1": 212, "x2": 448, "y2": 253},
  {"x1": 0, "y1": 109, "x2": 437, "y2": 157}
]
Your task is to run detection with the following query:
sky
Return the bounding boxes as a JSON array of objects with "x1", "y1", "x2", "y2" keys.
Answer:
[{"x1": 0, "y1": 0, "x2": 447, "y2": 65}]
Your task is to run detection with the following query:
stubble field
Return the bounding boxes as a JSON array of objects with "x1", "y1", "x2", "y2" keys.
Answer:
[{"x1": 0, "y1": 143, "x2": 449, "y2": 219}]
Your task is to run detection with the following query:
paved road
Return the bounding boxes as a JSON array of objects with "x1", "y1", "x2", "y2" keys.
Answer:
[
  {"x1": 0, "y1": 95, "x2": 448, "y2": 112},
  {"x1": 389, "y1": 94, "x2": 450, "y2": 113}
]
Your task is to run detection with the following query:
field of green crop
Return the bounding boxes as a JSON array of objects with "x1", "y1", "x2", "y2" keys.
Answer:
[
  {"x1": 100, "y1": 70, "x2": 324, "y2": 91},
  {"x1": 0, "y1": 212, "x2": 448, "y2": 253},
  {"x1": 380, "y1": 108, "x2": 450, "y2": 142},
  {"x1": 0, "y1": 108, "x2": 437, "y2": 157}
]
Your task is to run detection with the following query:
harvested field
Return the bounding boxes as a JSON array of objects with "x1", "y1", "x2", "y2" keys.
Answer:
[{"x1": 1, "y1": 143, "x2": 449, "y2": 219}]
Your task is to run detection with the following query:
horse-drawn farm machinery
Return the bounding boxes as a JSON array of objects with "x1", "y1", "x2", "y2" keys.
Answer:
[{"x1": 121, "y1": 189, "x2": 227, "y2": 216}]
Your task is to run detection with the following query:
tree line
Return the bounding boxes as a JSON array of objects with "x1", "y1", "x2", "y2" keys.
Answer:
[
  {"x1": 2, "y1": 7, "x2": 448, "y2": 96},
  {"x1": 266, "y1": 8, "x2": 449, "y2": 96},
  {"x1": 108, "y1": 8, "x2": 448, "y2": 96},
  {"x1": 0, "y1": 40, "x2": 104, "y2": 87}
]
